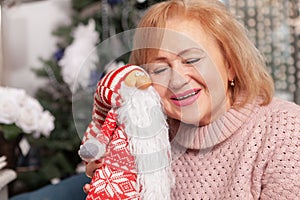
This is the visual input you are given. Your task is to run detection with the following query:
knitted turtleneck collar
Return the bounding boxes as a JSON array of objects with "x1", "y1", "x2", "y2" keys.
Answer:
[{"x1": 169, "y1": 98, "x2": 259, "y2": 150}]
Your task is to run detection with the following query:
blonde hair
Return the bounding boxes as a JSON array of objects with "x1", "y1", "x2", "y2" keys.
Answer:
[{"x1": 130, "y1": 0, "x2": 274, "y2": 107}]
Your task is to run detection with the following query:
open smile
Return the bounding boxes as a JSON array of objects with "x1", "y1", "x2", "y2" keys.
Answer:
[{"x1": 170, "y1": 89, "x2": 201, "y2": 107}]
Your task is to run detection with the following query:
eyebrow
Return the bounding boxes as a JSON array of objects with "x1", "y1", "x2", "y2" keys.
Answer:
[
  {"x1": 149, "y1": 47, "x2": 206, "y2": 63},
  {"x1": 178, "y1": 47, "x2": 205, "y2": 56},
  {"x1": 152, "y1": 57, "x2": 168, "y2": 62}
]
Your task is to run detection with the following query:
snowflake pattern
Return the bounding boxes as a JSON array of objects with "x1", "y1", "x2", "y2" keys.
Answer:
[
  {"x1": 86, "y1": 165, "x2": 139, "y2": 200},
  {"x1": 85, "y1": 110, "x2": 139, "y2": 200}
]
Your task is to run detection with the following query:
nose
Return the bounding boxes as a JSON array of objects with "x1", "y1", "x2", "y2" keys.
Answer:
[
  {"x1": 136, "y1": 75, "x2": 152, "y2": 89},
  {"x1": 169, "y1": 63, "x2": 188, "y2": 89}
]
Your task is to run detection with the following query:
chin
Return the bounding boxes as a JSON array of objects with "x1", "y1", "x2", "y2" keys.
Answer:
[
  {"x1": 170, "y1": 108, "x2": 211, "y2": 127},
  {"x1": 168, "y1": 112, "x2": 200, "y2": 126},
  {"x1": 182, "y1": 120, "x2": 199, "y2": 126},
  {"x1": 182, "y1": 118, "x2": 203, "y2": 126}
]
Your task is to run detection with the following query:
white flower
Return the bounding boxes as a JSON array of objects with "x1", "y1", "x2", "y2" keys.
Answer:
[
  {"x1": 36, "y1": 111, "x2": 55, "y2": 138},
  {"x1": 59, "y1": 19, "x2": 99, "y2": 93},
  {"x1": 0, "y1": 86, "x2": 55, "y2": 138},
  {"x1": 15, "y1": 96, "x2": 43, "y2": 134},
  {"x1": 0, "y1": 87, "x2": 26, "y2": 124}
]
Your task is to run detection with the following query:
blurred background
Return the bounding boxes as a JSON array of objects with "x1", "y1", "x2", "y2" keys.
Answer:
[{"x1": 0, "y1": 0, "x2": 299, "y2": 198}]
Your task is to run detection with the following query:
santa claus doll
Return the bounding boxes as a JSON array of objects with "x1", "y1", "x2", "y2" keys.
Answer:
[{"x1": 78, "y1": 64, "x2": 173, "y2": 200}]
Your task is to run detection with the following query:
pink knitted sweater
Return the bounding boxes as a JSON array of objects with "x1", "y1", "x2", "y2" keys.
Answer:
[{"x1": 169, "y1": 98, "x2": 300, "y2": 199}]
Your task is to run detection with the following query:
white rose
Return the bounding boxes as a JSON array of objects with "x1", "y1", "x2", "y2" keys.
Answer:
[
  {"x1": 36, "y1": 111, "x2": 55, "y2": 138},
  {"x1": 3, "y1": 87, "x2": 27, "y2": 102},
  {"x1": 15, "y1": 96, "x2": 43, "y2": 133},
  {"x1": 20, "y1": 96, "x2": 43, "y2": 113},
  {"x1": 0, "y1": 87, "x2": 27, "y2": 124}
]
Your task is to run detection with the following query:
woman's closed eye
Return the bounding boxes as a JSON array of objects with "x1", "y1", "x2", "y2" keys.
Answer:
[
  {"x1": 149, "y1": 64, "x2": 170, "y2": 75},
  {"x1": 184, "y1": 57, "x2": 201, "y2": 65},
  {"x1": 153, "y1": 67, "x2": 168, "y2": 74}
]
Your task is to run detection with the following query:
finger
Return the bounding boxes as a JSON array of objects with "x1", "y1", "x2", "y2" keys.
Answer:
[
  {"x1": 85, "y1": 161, "x2": 102, "y2": 178},
  {"x1": 83, "y1": 184, "x2": 91, "y2": 193}
]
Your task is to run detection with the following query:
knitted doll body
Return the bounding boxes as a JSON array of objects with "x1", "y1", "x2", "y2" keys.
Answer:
[
  {"x1": 78, "y1": 65, "x2": 173, "y2": 200},
  {"x1": 83, "y1": 109, "x2": 139, "y2": 200}
]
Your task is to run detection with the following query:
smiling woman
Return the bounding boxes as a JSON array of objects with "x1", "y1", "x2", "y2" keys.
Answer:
[{"x1": 126, "y1": 0, "x2": 300, "y2": 199}]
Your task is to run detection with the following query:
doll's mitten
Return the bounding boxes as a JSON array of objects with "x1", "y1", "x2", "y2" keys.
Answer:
[{"x1": 78, "y1": 138, "x2": 106, "y2": 162}]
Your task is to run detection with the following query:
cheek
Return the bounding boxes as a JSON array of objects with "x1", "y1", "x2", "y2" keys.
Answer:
[
  {"x1": 153, "y1": 84, "x2": 177, "y2": 116},
  {"x1": 193, "y1": 59, "x2": 226, "y2": 93},
  {"x1": 153, "y1": 84, "x2": 167, "y2": 99}
]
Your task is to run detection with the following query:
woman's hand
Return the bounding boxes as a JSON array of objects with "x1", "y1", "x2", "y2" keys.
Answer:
[
  {"x1": 83, "y1": 183, "x2": 91, "y2": 194},
  {"x1": 84, "y1": 150, "x2": 109, "y2": 193},
  {"x1": 83, "y1": 161, "x2": 103, "y2": 193},
  {"x1": 85, "y1": 161, "x2": 102, "y2": 178}
]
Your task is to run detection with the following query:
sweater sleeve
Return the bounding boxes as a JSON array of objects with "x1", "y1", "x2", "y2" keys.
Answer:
[{"x1": 260, "y1": 111, "x2": 300, "y2": 199}]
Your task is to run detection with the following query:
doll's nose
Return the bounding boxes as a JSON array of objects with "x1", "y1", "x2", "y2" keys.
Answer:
[{"x1": 136, "y1": 75, "x2": 152, "y2": 89}]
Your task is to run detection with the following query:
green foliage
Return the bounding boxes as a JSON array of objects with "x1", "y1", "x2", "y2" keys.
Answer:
[
  {"x1": 0, "y1": 124, "x2": 22, "y2": 141},
  {"x1": 52, "y1": 26, "x2": 74, "y2": 47},
  {"x1": 72, "y1": 0, "x2": 98, "y2": 12}
]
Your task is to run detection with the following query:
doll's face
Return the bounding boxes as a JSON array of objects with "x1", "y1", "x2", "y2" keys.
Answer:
[
  {"x1": 124, "y1": 69, "x2": 152, "y2": 90},
  {"x1": 145, "y1": 18, "x2": 235, "y2": 126}
]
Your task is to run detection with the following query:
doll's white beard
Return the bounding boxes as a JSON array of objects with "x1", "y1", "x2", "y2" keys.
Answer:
[
  {"x1": 118, "y1": 84, "x2": 165, "y2": 137},
  {"x1": 117, "y1": 83, "x2": 174, "y2": 200}
]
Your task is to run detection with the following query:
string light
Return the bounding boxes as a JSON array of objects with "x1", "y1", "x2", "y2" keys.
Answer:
[{"x1": 228, "y1": 0, "x2": 300, "y2": 102}]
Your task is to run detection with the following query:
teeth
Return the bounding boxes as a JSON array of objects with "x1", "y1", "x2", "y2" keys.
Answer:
[{"x1": 176, "y1": 91, "x2": 197, "y2": 100}]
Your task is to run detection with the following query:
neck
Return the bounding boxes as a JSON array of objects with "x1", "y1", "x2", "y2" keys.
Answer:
[{"x1": 169, "y1": 98, "x2": 258, "y2": 150}]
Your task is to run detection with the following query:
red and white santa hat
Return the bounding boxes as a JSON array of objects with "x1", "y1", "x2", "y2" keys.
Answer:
[{"x1": 93, "y1": 64, "x2": 147, "y2": 125}]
